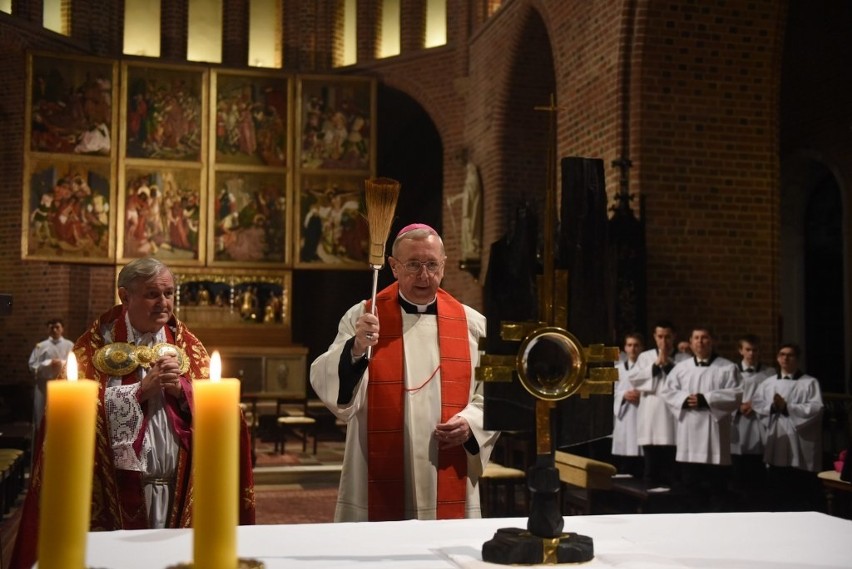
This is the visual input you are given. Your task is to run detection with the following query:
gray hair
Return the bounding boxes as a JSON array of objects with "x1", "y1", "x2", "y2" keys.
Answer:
[
  {"x1": 391, "y1": 227, "x2": 445, "y2": 257},
  {"x1": 118, "y1": 257, "x2": 173, "y2": 290}
]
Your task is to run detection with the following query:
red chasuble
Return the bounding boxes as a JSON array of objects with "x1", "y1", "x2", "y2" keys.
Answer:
[{"x1": 366, "y1": 282, "x2": 471, "y2": 521}]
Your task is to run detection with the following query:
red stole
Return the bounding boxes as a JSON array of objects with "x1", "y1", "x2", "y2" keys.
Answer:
[{"x1": 366, "y1": 282, "x2": 471, "y2": 520}]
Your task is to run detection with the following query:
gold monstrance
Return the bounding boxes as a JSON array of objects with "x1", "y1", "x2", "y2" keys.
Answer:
[{"x1": 477, "y1": 95, "x2": 619, "y2": 565}]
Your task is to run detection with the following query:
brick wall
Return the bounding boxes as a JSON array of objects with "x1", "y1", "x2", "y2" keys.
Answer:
[
  {"x1": 161, "y1": 0, "x2": 188, "y2": 61},
  {"x1": 629, "y1": 0, "x2": 784, "y2": 351},
  {"x1": 455, "y1": 0, "x2": 784, "y2": 355},
  {"x1": 0, "y1": 20, "x2": 97, "y2": 383},
  {"x1": 0, "y1": 0, "x2": 796, "y2": 382},
  {"x1": 222, "y1": 0, "x2": 249, "y2": 67},
  {"x1": 69, "y1": 0, "x2": 123, "y2": 55}
]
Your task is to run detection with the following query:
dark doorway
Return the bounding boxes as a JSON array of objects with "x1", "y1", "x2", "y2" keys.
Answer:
[
  {"x1": 375, "y1": 83, "x2": 444, "y2": 259},
  {"x1": 803, "y1": 163, "x2": 845, "y2": 393},
  {"x1": 293, "y1": 85, "x2": 442, "y2": 380}
]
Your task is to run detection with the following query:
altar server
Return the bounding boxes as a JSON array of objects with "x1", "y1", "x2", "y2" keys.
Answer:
[
  {"x1": 611, "y1": 332, "x2": 645, "y2": 478},
  {"x1": 753, "y1": 343, "x2": 823, "y2": 511},
  {"x1": 730, "y1": 334, "x2": 775, "y2": 509},
  {"x1": 663, "y1": 327, "x2": 742, "y2": 511},
  {"x1": 628, "y1": 320, "x2": 690, "y2": 489}
]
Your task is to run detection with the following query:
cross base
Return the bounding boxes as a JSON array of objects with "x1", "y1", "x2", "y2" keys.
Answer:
[{"x1": 481, "y1": 527, "x2": 594, "y2": 565}]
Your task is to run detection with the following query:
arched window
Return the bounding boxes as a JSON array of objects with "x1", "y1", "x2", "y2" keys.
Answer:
[
  {"x1": 486, "y1": 0, "x2": 502, "y2": 17},
  {"x1": 123, "y1": 0, "x2": 162, "y2": 57},
  {"x1": 188, "y1": 0, "x2": 223, "y2": 63},
  {"x1": 339, "y1": 0, "x2": 357, "y2": 66},
  {"x1": 43, "y1": 0, "x2": 70, "y2": 35},
  {"x1": 803, "y1": 165, "x2": 845, "y2": 393},
  {"x1": 425, "y1": 0, "x2": 446, "y2": 48},
  {"x1": 249, "y1": 0, "x2": 282, "y2": 68},
  {"x1": 379, "y1": 0, "x2": 400, "y2": 58}
]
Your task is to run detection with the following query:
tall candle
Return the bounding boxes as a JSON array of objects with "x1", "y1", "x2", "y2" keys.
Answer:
[
  {"x1": 37, "y1": 351, "x2": 99, "y2": 569},
  {"x1": 193, "y1": 351, "x2": 240, "y2": 569}
]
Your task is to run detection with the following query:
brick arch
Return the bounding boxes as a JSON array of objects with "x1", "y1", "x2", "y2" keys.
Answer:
[
  {"x1": 374, "y1": 70, "x2": 474, "y2": 300},
  {"x1": 377, "y1": 73, "x2": 453, "y2": 147},
  {"x1": 494, "y1": 4, "x2": 555, "y2": 243},
  {"x1": 780, "y1": 151, "x2": 848, "y2": 385},
  {"x1": 779, "y1": 0, "x2": 851, "y2": 393},
  {"x1": 374, "y1": 82, "x2": 443, "y2": 244}
]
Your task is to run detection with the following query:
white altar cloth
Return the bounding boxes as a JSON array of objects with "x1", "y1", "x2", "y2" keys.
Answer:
[{"x1": 80, "y1": 511, "x2": 851, "y2": 568}]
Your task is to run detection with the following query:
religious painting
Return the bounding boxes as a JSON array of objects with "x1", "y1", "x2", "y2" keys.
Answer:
[
  {"x1": 295, "y1": 173, "x2": 369, "y2": 268},
  {"x1": 26, "y1": 52, "x2": 118, "y2": 156},
  {"x1": 297, "y1": 76, "x2": 375, "y2": 171},
  {"x1": 117, "y1": 165, "x2": 206, "y2": 264},
  {"x1": 121, "y1": 62, "x2": 207, "y2": 161},
  {"x1": 22, "y1": 156, "x2": 114, "y2": 263},
  {"x1": 263, "y1": 354, "x2": 307, "y2": 398},
  {"x1": 211, "y1": 70, "x2": 291, "y2": 167},
  {"x1": 171, "y1": 268, "x2": 291, "y2": 329},
  {"x1": 209, "y1": 170, "x2": 289, "y2": 266}
]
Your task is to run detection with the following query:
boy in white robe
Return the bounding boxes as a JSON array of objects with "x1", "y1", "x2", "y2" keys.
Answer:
[
  {"x1": 611, "y1": 332, "x2": 644, "y2": 478},
  {"x1": 730, "y1": 334, "x2": 775, "y2": 509},
  {"x1": 752, "y1": 343, "x2": 823, "y2": 511},
  {"x1": 628, "y1": 320, "x2": 689, "y2": 489},
  {"x1": 28, "y1": 318, "x2": 74, "y2": 436},
  {"x1": 663, "y1": 327, "x2": 742, "y2": 511}
]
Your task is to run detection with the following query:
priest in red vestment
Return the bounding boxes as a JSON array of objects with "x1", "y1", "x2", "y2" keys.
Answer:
[
  {"x1": 11, "y1": 257, "x2": 255, "y2": 569},
  {"x1": 311, "y1": 224, "x2": 499, "y2": 522}
]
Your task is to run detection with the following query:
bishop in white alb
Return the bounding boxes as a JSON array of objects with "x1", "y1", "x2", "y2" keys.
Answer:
[{"x1": 310, "y1": 300, "x2": 498, "y2": 522}]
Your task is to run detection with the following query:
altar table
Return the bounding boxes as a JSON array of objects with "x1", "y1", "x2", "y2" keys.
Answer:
[{"x1": 81, "y1": 511, "x2": 851, "y2": 568}]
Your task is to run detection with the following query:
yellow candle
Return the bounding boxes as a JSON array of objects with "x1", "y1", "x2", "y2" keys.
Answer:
[
  {"x1": 193, "y1": 350, "x2": 239, "y2": 569},
  {"x1": 37, "y1": 352, "x2": 99, "y2": 569}
]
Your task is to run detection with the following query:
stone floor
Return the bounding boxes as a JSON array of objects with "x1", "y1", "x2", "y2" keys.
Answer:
[
  {"x1": 253, "y1": 437, "x2": 341, "y2": 524},
  {"x1": 255, "y1": 483, "x2": 338, "y2": 524}
]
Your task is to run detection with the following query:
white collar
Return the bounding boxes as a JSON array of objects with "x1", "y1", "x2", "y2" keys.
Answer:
[{"x1": 398, "y1": 291, "x2": 436, "y2": 313}]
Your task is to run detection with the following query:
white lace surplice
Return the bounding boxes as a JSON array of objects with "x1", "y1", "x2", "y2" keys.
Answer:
[{"x1": 103, "y1": 317, "x2": 179, "y2": 528}]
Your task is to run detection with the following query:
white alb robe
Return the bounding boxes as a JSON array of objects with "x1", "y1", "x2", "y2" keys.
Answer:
[
  {"x1": 310, "y1": 300, "x2": 498, "y2": 522},
  {"x1": 102, "y1": 317, "x2": 180, "y2": 528},
  {"x1": 611, "y1": 359, "x2": 642, "y2": 456},
  {"x1": 662, "y1": 357, "x2": 742, "y2": 465},
  {"x1": 730, "y1": 363, "x2": 775, "y2": 455},
  {"x1": 28, "y1": 335, "x2": 74, "y2": 428},
  {"x1": 752, "y1": 374, "x2": 823, "y2": 472},
  {"x1": 628, "y1": 349, "x2": 690, "y2": 446}
]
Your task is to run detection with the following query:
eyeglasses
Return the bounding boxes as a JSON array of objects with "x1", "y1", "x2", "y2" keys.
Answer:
[{"x1": 398, "y1": 260, "x2": 443, "y2": 274}]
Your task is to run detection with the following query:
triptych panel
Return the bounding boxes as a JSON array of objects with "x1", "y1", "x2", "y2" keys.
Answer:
[{"x1": 22, "y1": 52, "x2": 377, "y2": 275}]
